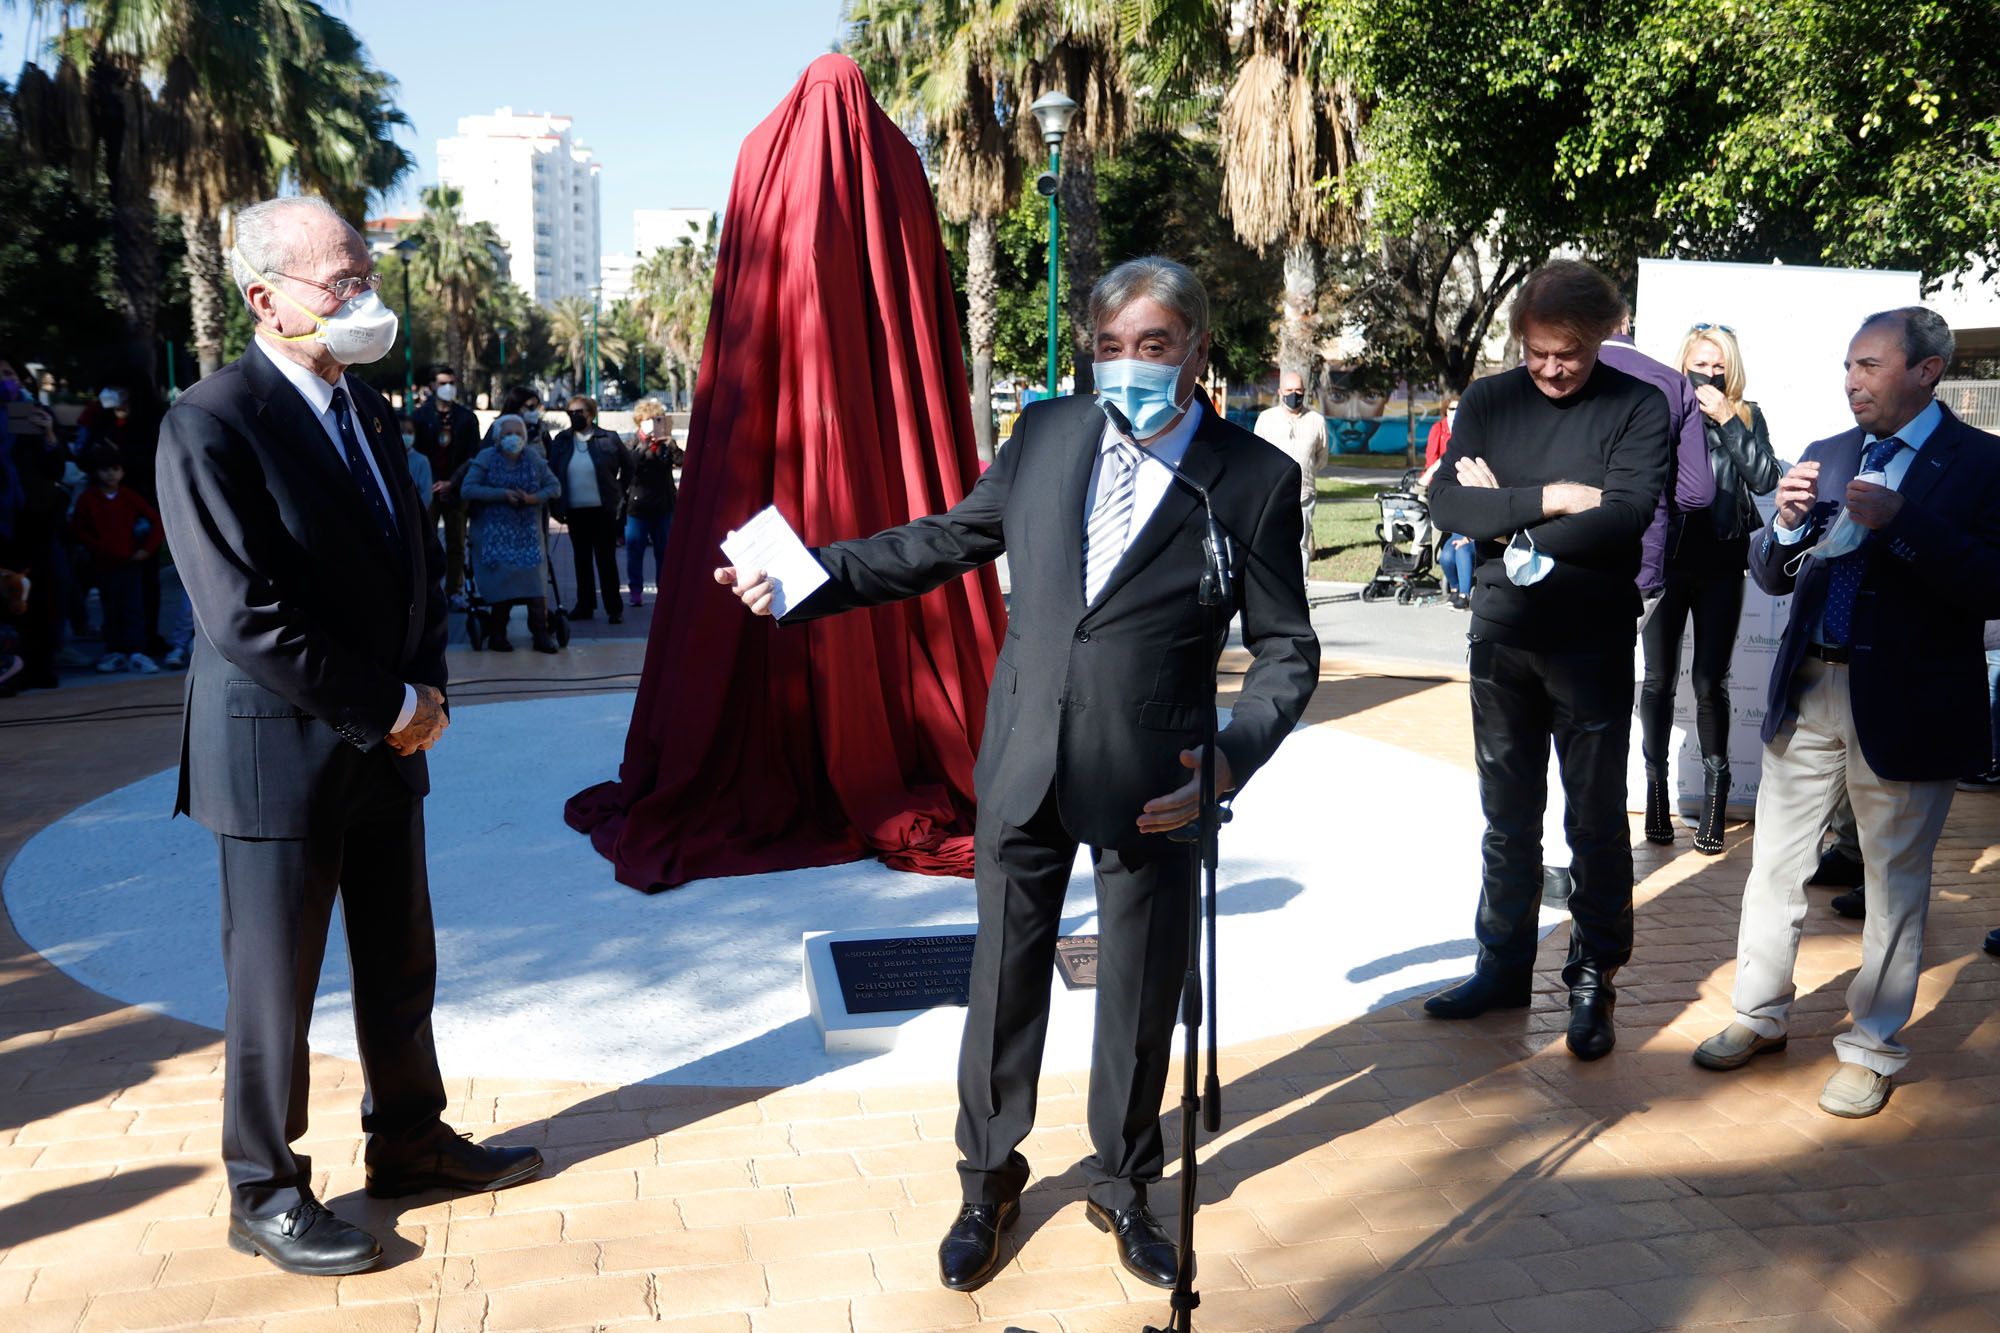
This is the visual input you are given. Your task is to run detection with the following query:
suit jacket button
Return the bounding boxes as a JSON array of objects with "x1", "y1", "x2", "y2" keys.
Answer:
[{"x1": 1075, "y1": 628, "x2": 1090, "y2": 643}]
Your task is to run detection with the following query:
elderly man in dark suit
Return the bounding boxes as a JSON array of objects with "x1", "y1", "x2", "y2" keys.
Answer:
[
  {"x1": 718, "y1": 256, "x2": 1319, "y2": 1293},
  {"x1": 1694, "y1": 307, "x2": 2000, "y2": 1118},
  {"x1": 155, "y1": 196, "x2": 540, "y2": 1277}
]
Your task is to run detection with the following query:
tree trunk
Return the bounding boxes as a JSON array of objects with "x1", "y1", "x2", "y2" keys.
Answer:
[
  {"x1": 94, "y1": 62, "x2": 161, "y2": 404},
  {"x1": 1280, "y1": 241, "x2": 1319, "y2": 391},
  {"x1": 966, "y1": 211, "x2": 999, "y2": 462},
  {"x1": 1061, "y1": 152, "x2": 1102, "y2": 396},
  {"x1": 184, "y1": 209, "x2": 232, "y2": 379}
]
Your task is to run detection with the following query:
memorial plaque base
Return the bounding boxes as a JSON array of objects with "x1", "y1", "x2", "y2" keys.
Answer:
[{"x1": 803, "y1": 925, "x2": 978, "y2": 1054}]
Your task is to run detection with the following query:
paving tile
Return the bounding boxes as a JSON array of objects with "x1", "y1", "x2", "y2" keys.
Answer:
[{"x1": 485, "y1": 1272, "x2": 652, "y2": 1329}]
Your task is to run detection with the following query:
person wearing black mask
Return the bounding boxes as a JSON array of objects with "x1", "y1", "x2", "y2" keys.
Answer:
[
  {"x1": 1638, "y1": 325, "x2": 1780, "y2": 853},
  {"x1": 550, "y1": 395, "x2": 631, "y2": 623},
  {"x1": 412, "y1": 367, "x2": 481, "y2": 607},
  {"x1": 1252, "y1": 368, "x2": 1329, "y2": 581}
]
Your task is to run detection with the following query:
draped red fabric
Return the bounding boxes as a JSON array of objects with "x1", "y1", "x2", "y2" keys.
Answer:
[{"x1": 564, "y1": 54, "x2": 1006, "y2": 892}]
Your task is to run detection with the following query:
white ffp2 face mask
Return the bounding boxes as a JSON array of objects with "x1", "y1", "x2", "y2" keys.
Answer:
[
  {"x1": 239, "y1": 248, "x2": 400, "y2": 366},
  {"x1": 1784, "y1": 466, "x2": 1888, "y2": 577},
  {"x1": 1503, "y1": 530, "x2": 1555, "y2": 586}
]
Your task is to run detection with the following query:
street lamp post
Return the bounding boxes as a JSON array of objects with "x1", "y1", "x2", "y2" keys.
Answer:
[
  {"x1": 498, "y1": 326, "x2": 508, "y2": 386},
  {"x1": 588, "y1": 287, "x2": 601, "y2": 400},
  {"x1": 1029, "y1": 91, "x2": 1079, "y2": 399},
  {"x1": 388, "y1": 236, "x2": 423, "y2": 409}
]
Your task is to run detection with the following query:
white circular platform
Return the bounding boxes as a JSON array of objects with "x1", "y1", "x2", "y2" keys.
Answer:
[{"x1": 3, "y1": 693, "x2": 1553, "y2": 1089}]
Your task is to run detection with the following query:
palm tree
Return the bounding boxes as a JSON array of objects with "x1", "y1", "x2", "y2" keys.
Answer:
[
  {"x1": 546, "y1": 295, "x2": 629, "y2": 398},
  {"x1": 1215, "y1": 2, "x2": 1362, "y2": 387},
  {"x1": 847, "y1": 0, "x2": 1023, "y2": 460},
  {"x1": 628, "y1": 217, "x2": 717, "y2": 409},
  {"x1": 1011, "y1": 0, "x2": 1133, "y2": 395},
  {"x1": 15, "y1": 0, "x2": 412, "y2": 380},
  {"x1": 400, "y1": 186, "x2": 504, "y2": 382}
]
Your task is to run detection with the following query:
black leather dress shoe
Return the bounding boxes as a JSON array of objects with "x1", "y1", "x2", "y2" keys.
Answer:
[
  {"x1": 1086, "y1": 1200, "x2": 1180, "y2": 1288},
  {"x1": 1986, "y1": 928, "x2": 2000, "y2": 957},
  {"x1": 1830, "y1": 888, "x2": 1866, "y2": 920},
  {"x1": 1422, "y1": 970, "x2": 1532, "y2": 1019},
  {"x1": 1566, "y1": 983, "x2": 1617, "y2": 1061},
  {"x1": 228, "y1": 1197, "x2": 381, "y2": 1276},
  {"x1": 937, "y1": 1200, "x2": 1017, "y2": 1291},
  {"x1": 1808, "y1": 847, "x2": 1864, "y2": 889},
  {"x1": 364, "y1": 1124, "x2": 544, "y2": 1199}
]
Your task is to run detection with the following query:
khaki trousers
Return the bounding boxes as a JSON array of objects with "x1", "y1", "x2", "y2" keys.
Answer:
[{"x1": 1731, "y1": 658, "x2": 1955, "y2": 1074}]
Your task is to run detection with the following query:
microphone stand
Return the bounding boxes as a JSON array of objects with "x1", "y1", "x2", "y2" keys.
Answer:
[{"x1": 1101, "y1": 401, "x2": 1230, "y2": 1333}]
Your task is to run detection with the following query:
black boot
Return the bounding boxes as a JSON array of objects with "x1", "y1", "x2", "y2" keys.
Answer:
[
  {"x1": 1694, "y1": 760, "x2": 1728, "y2": 855},
  {"x1": 1644, "y1": 768, "x2": 1674, "y2": 845},
  {"x1": 1564, "y1": 949, "x2": 1618, "y2": 1061},
  {"x1": 1423, "y1": 968, "x2": 1533, "y2": 1019}
]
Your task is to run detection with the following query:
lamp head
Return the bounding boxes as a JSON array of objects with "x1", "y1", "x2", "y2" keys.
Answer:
[{"x1": 1029, "y1": 91, "x2": 1080, "y2": 146}]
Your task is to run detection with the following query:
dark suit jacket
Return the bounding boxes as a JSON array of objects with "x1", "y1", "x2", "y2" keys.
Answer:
[
  {"x1": 154, "y1": 348, "x2": 449, "y2": 839},
  {"x1": 412, "y1": 398, "x2": 481, "y2": 478},
  {"x1": 549, "y1": 427, "x2": 632, "y2": 521},
  {"x1": 1747, "y1": 403, "x2": 2000, "y2": 781},
  {"x1": 786, "y1": 393, "x2": 1320, "y2": 848}
]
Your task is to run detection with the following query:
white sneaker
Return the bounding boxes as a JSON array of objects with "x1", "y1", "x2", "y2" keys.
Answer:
[
  {"x1": 160, "y1": 646, "x2": 188, "y2": 669},
  {"x1": 95, "y1": 653, "x2": 126, "y2": 673},
  {"x1": 127, "y1": 653, "x2": 161, "y2": 674}
]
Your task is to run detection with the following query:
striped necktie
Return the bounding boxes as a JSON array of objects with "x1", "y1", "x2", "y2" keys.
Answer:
[
  {"x1": 1820, "y1": 435, "x2": 1907, "y2": 648},
  {"x1": 1084, "y1": 441, "x2": 1141, "y2": 603}
]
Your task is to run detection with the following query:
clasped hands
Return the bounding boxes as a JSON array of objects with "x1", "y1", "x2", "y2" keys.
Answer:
[
  {"x1": 385, "y1": 683, "x2": 448, "y2": 756},
  {"x1": 1775, "y1": 461, "x2": 1901, "y2": 532},
  {"x1": 1452, "y1": 457, "x2": 1600, "y2": 516}
]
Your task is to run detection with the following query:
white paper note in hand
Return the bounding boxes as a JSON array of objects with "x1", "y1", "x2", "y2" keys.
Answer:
[{"x1": 720, "y1": 505, "x2": 830, "y2": 620}]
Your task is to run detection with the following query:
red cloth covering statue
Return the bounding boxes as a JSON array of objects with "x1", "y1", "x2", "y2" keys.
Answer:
[{"x1": 565, "y1": 54, "x2": 1006, "y2": 892}]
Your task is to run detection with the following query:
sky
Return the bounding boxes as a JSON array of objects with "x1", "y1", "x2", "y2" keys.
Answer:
[{"x1": 1, "y1": 0, "x2": 851, "y2": 251}]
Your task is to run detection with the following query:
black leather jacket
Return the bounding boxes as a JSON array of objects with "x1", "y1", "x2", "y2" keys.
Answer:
[{"x1": 1705, "y1": 401, "x2": 1780, "y2": 541}]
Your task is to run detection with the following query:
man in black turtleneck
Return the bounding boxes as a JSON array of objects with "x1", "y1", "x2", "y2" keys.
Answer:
[{"x1": 1421, "y1": 259, "x2": 1671, "y2": 1061}]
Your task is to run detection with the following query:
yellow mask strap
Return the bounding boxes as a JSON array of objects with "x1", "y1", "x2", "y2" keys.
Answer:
[{"x1": 235, "y1": 248, "x2": 326, "y2": 343}]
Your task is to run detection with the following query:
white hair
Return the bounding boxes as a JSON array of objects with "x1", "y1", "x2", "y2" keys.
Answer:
[
  {"x1": 228, "y1": 196, "x2": 347, "y2": 304},
  {"x1": 1089, "y1": 256, "x2": 1211, "y2": 343}
]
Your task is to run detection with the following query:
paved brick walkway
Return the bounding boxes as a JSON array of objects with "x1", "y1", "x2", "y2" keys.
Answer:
[{"x1": 3, "y1": 651, "x2": 1998, "y2": 1331}]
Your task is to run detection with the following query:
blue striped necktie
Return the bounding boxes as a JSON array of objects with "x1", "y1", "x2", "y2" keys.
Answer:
[
  {"x1": 1820, "y1": 436, "x2": 1906, "y2": 647},
  {"x1": 330, "y1": 386, "x2": 400, "y2": 546}
]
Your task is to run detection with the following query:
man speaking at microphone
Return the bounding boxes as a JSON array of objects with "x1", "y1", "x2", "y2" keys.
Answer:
[{"x1": 718, "y1": 257, "x2": 1317, "y2": 1293}]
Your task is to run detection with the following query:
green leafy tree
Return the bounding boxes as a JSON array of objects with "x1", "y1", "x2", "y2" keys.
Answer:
[
  {"x1": 546, "y1": 296, "x2": 629, "y2": 399},
  {"x1": 400, "y1": 186, "x2": 504, "y2": 384}
]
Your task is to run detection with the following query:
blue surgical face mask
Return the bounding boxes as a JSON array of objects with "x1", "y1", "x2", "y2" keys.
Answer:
[
  {"x1": 1095, "y1": 348, "x2": 1196, "y2": 439},
  {"x1": 499, "y1": 434, "x2": 527, "y2": 457}
]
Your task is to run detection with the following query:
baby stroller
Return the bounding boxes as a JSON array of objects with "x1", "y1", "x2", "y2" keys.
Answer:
[
  {"x1": 1359, "y1": 470, "x2": 1442, "y2": 604},
  {"x1": 464, "y1": 536, "x2": 571, "y2": 651}
]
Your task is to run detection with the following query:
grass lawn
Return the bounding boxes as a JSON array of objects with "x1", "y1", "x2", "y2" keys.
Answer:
[{"x1": 1310, "y1": 476, "x2": 1399, "y2": 583}]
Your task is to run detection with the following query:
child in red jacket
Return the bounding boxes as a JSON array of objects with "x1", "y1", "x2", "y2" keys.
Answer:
[{"x1": 70, "y1": 444, "x2": 163, "y2": 673}]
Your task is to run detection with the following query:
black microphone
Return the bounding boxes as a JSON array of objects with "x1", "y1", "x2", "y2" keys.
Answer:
[{"x1": 1097, "y1": 398, "x2": 1233, "y2": 606}]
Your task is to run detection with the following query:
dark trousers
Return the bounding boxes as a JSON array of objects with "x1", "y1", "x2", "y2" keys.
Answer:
[
  {"x1": 216, "y1": 753, "x2": 446, "y2": 1218},
  {"x1": 97, "y1": 563, "x2": 144, "y2": 654},
  {"x1": 1468, "y1": 637, "x2": 1635, "y2": 985},
  {"x1": 1640, "y1": 527, "x2": 1749, "y2": 770},
  {"x1": 566, "y1": 506, "x2": 621, "y2": 615},
  {"x1": 955, "y1": 781, "x2": 1192, "y2": 1211}
]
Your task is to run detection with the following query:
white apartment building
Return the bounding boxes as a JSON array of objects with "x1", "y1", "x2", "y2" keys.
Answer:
[
  {"x1": 600, "y1": 251, "x2": 638, "y2": 306},
  {"x1": 634, "y1": 207, "x2": 715, "y2": 257},
  {"x1": 438, "y1": 108, "x2": 602, "y2": 306}
]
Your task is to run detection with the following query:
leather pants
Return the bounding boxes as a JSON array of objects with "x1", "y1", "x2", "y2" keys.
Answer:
[{"x1": 1468, "y1": 637, "x2": 1635, "y2": 985}]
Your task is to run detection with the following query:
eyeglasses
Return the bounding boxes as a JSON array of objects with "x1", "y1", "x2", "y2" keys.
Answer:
[
  {"x1": 268, "y1": 269, "x2": 383, "y2": 302},
  {"x1": 1690, "y1": 322, "x2": 1736, "y2": 334}
]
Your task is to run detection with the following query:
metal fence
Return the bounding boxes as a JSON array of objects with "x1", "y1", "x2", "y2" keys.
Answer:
[{"x1": 1940, "y1": 380, "x2": 2000, "y2": 429}]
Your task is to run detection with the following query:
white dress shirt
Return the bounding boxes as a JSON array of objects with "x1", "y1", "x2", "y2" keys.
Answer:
[
  {"x1": 251, "y1": 337, "x2": 420, "y2": 734},
  {"x1": 1084, "y1": 397, "x2": 1204, "y2": 543}
]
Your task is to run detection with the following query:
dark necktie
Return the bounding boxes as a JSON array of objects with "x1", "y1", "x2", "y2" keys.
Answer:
[
  {"x1": 1820, "y1": 435, "x2": 1906, "y2": 647},
  {"x1": 330, "y1": 386, "x2": 399, "y2": 546}
]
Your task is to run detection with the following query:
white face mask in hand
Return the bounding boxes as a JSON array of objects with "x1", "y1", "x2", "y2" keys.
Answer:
[
  {"x1": 1503, "y1": 530, "x2": 1554, "y2": 586},
  {"x1": 1784, "y1": 465, "x2": 1888, "y2": 576}
]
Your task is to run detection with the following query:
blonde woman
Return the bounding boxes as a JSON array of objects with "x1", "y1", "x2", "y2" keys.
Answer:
[
  {"x1": 1640, "y1": 323, "x2": 1780, "y2": 853},
  {"x1": 623, "y1": 397, "x2": 683, "y2": 607}
]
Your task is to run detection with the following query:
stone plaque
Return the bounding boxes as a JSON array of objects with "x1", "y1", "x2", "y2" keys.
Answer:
[
  {"x1": 829, "y1": 934, "x2": 975, "y2": 1014},
  {"x1": 1055, "y1": 935, "x2": 1099, "y2": 990}
]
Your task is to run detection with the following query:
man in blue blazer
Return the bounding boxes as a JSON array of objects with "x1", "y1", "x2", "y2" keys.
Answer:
[{"x1": 1693, "y1": 307, "x2": 2000, "y2": 1117}]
